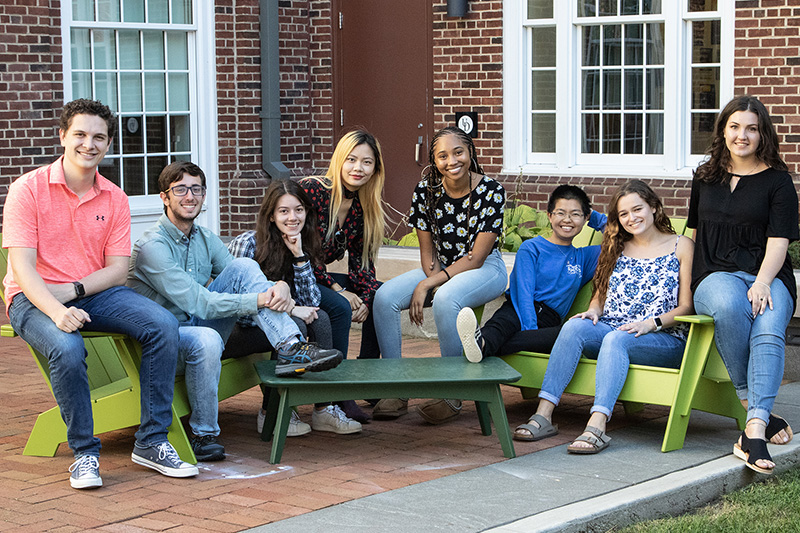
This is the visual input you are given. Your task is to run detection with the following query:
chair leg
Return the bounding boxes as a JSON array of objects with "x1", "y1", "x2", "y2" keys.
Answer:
[
  {"x1": 167, "y1": 406, "x2": 196, "y2": 464},
  {"x1": 23, "y1": 406, "x2": 66, "y2": 457}
]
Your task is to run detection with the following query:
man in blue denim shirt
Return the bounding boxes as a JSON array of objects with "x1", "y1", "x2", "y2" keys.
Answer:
[{"x1": 127, "y1": 161, "x2": 343, "y2": 461}]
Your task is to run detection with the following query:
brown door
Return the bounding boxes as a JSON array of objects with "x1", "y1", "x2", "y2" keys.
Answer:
[{"x1": 333, "y1": 0, "x2": 433, "y2": 235}]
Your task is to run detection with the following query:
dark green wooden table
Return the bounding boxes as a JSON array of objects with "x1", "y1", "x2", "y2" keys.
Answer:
[{"x1": 255, "y1": 357, "x2": 522, "y2": 464}]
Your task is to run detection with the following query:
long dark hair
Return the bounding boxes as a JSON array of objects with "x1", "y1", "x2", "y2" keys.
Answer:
[
  {"x1": 592, "y1": 180, "x2": 674, "y2": 303},
  {"x1": 423, "y1": 127, "x2": 485, "y2": 259},
  {"x1": 254, "y1": 179, "x2": 323, "y2": 285},
  {"x1": 695, "y1": 95, "x2": 787, "y2": 184}
]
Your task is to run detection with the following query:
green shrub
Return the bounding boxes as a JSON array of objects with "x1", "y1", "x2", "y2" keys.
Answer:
[{"x1": 789, "y1": 240, "x2": 800, "y2": 270}]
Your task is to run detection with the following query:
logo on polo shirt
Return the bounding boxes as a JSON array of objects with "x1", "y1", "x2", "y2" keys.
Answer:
[{"x1": 96, "y1": 215, "x2": 105, "y2": 221}]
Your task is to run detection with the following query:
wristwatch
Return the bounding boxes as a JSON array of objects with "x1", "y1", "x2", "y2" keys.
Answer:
[
  {"x1": 73, "y1": 281, "x2": 85, "y2": 299},
  {"x1": 292, "y1": 254, "x2": 308, "y2": 265},
  {"x1": 653, "y1": 316, "x2": 663, "y2": 332}
]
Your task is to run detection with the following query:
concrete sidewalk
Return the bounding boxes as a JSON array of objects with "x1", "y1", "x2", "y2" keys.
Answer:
[{"x1": 247, "y1": 382, "x2": 800, "y2": 533}]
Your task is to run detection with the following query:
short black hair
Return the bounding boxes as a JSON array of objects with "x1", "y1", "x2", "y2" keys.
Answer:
[
  {"x1": 60, "y1": 99, "x2": 117, "y2": 139},
  {"x1": 547, "y1": 185, "x2": 592, "y2": 216}
]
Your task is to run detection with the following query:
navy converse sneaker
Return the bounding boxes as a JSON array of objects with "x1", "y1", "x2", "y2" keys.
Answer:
[
  {"x1": 275, "y1": 341, "x2": 343, "y2": 377},
  {"x1": 69, "y1": 455, "x2": 102, "y2": 489},
  {"x1": 131, "y1": 441, "x2": 199, "y2": 477}
]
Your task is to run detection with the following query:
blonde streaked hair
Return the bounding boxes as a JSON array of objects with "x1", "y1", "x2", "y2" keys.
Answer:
[{"x1": 307, "y1": 129, "x2": 386, "y2": 267}]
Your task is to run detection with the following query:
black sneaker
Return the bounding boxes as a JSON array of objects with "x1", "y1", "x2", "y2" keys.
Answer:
[
  {"x1": 131, "y1": 441, "x2": 199, "y2": 477},
  {"x1": 275, "y1": 341, "x2": 343, "y2": 377},
  {"x1": 190, "y1": 435, "x2": 226, "y2": 462}
]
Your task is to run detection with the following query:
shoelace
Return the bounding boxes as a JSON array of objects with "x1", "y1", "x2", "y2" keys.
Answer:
[
  {"x1": 69, "y1": 455, "x2": 99, "y2": 477},
  {"x1": 156, "y1": 442, "x2": 181, "y2": 463},
  {"x1": 329, "y1": 405, "x2": 350, "y2": 421}
]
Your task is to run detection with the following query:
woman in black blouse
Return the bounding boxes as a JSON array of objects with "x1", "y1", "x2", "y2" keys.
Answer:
[{"x1": 689, "y1": 95, "x2": 798, "y2": 474}]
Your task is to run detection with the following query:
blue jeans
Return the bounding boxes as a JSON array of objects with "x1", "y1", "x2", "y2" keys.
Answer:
[
  {"x1": 694, "y1": 271, "x2": 793, "y2": 424},
  {"x1": 539, "y1": 317, "x2": 686, "y2": 419},
  {"x1": 8, "y1": 286, "x2": 179, "y2": 458},
  {"x1": 373, "y1": 250, "x2": 508, "y2": 358}
]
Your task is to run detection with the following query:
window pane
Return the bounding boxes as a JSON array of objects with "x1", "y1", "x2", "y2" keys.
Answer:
[
  {"x1": 603, "y1": 69, "x2": 621, "y2": 110},
  {"x1": 147, "y1": 156, "x2": 168, "y2": 193},
  {"x1": 71, "y1": 29, "x2": 91, "y2": 70},
  {"x1": 643, "y1": 0, "x2": 662, "y2": 14},
  {"x1": 121, "y1": 115, "x2": 144, "y2": 154},
  {"x1": 93, "y1": 30, "x2": 116, "y2": 70},
  {"x1": 97, "y1": 0, "x2": 120, "y2": 22},
  {"x1": 73, "y1": 0, "x2": 94, "y2": 21},
  {"x1": 99, "y1": 157, "x2": 120, "y2": 186},
  {"x1": 646, "y1": 23, "x2": 665, "y2": 65},
  {"x1": 604, "y1": 25, "x2": 621, "y2": 66},
  {"x1": 528, "y1": 0, "x2": 553, "y2": 19},
  {"x1": 688, "y1": 0, "x2": 716, "y2": 11},
  {"x1": 692, "y1": 21, "x2": 721, "y2": 64},
  {"x1": 94, "y1": 73, "x2": 118, "y2": 112},
  {"x1": 72, "y1": 72, "x2": 92, "y2": 99},
  {"x1": 119, "y1": 31, "x2": 141, "y2": 70},
  {"x1": 532, "y1": 27, "x2": 556, "y2": 68},
  {"x1": 124, "y1": 0, "x2": 145, "y2": 22},
  {"x1": 120, "y1": 73, "x2": 142, "y2": 112},
  {"x1": 624, "y1": 69, "x2": 643, "y2": 109},
  {"x1": 622, "y1": 0, "x2": 638, "y2": 16},
  {"x1": 170, "y1": 115, "x2": 191, "y2": 152},
  {"x1": 625, "y1": 24, "x2": 643, "y2": 66},
  {"x1": 531, "y1": 114, "x2": 556, "y2": 152},
  {"x1": 692, "y1": 67, "x2": 719, "y2": 109},
  {"x1": 646, "y1": 113, "x2": 664, "y2": 154},
  {"x1": 143, "y1": 31, "x2": 165, "y2": 69},
  {"x1": 148, "y1": 0, "x2": 169, "y2": 23},
  {"x1": 603, "y1": 114, "x2": 621, "y2": 154},
  {"x1": 646, "y1": 68, "x2": 664, "y2": 110},
  {"x1": 169, "y1": 73, "x2": 190, "y2": 111},
  {"x1": 583, "y1": 26, "x2": 600, "y2": 66},
  {"x1": 172, "y1": 0, "x2": 192, "y2": 24},
  {"x1": 147, "y1": 115, "x2": 168, "y2": 153},
  {"x1": 531, "y1": 71, "x2": 556, "y2": 110},
  {"x1": 582, "y1": 113, "x2": 600, "y2": 153},
  {"x1": 582, "y1": 70, "x2": 600, "y2": 109},
  {"x1": 123, "y1": 157, "x2": 145, "y2": 196},
  {"x1": 577, "y1": 0, "x2": 596, "y2": 17},
  {"x1": 145, "y1": 73, "x2": 166, "y2": 112},
  {"x1": 691, "y1": 112, "x2": 715, "y2": 154},
  {"x1": 624, "y1": 113, "x2": 643, "y2": 154},
  {"x1": 167, "y1": 33, "x2": 188, "y2": 69},
  {"x1": 599, "y1": 0, "x2": 616, "y2": 16}
]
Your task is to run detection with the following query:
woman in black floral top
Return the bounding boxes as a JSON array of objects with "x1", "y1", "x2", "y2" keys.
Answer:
[
  {"x1": 300, "y1": 130, "x2": 386, "y2": 368},
  {"x1": 372, "y1": 127, "x2": 509, "y2": 423}
]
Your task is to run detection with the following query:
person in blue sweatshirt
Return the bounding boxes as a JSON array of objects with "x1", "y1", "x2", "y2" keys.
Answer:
[{"x1": 457, "y1": 185, "x2": 606, "y2": 363}]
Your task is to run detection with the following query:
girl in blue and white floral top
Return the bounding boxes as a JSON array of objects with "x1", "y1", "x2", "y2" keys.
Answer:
[{"x1": 513, "y1": 180, "x2": 694, "y2": 454}]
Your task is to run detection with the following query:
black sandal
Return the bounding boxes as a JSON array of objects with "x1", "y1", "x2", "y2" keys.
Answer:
[
  {"x1": 765, "y1": 414, "x2": 792, "y2": 443},
  {"x1": 733, "y1": 431, "x2": 774, "y2": 475}
]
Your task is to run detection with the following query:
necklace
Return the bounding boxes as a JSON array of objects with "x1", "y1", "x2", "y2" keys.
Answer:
[{"x1": 729, "y1": 160, "x2": 760, "y2": 178}]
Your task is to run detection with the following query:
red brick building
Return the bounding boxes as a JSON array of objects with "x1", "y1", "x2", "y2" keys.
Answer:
[{"x1": 1, "y1": 1, "x2": 799, "y2": 239}]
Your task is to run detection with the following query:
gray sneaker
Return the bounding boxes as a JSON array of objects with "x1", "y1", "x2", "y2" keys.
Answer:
[
  {"x1": 131, "y1": 441, "x2": 199, "y2": 478},
  {"x1": 69, "y1": 455, "x2": 102, "y2": 489}
]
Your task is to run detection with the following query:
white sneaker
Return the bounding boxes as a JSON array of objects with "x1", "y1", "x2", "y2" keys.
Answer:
[
  {"x1": 312, "y1": 405, "x2": 362, "y2": 434},
  {"x1": 457, "y1": 307, "x2": 484, "y2": 363},
  {"x1": 257, "y1": 409, "x2": 311, "y2": 437},
  {"x1": 69, "y1": 455, "x2": 102, "y2": 489}
]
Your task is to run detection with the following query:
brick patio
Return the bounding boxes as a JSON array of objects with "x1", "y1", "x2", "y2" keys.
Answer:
[{"x1": 0, "y1": 316, "x2": 672, "y2": 532}]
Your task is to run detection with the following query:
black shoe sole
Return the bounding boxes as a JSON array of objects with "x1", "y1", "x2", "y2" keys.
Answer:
[
  {"x1": 275, "y1": 352, "x2": 343, "y2": 377},
  {"x1": 194, "y1": 450, "x2": 226, "y2": 462}
]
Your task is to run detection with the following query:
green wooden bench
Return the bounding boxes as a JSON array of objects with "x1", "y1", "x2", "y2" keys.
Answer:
[
  {"x1": 494, "y1": 219, "x2": 746, "y2": 452},
  {"x1": 255, "y1": 357, "x2": 522, "y2": 464},
  {"x1": 0, "y1": 236, "x2": 269, "y2": 463}
]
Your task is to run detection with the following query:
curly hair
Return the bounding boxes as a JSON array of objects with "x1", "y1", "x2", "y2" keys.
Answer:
[
  {"x1": 305, "y1": 129, "x2": 386, "y2": 268},
  {"x1": 694, "y1": 95, "x2": 787, "y2": 184},
  {"x1": 592, "y1": 180, "x2": 674, "y2": 303},
  {"x1": 422, "y1": 127, "x2": 485, "y2": 262},
  {"x1": 253, "y1": 179, "x2": 323, "y2": 285},
  {"x1": 60, "y1": 98, "x2": 117, "y2": 139}
]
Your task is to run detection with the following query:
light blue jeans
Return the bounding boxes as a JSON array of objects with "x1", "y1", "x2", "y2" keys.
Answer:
[
  {"x1": 539, "y1": 317, "x2": 686, "y2": 419},
  {"x1": 178, "y1": 258, "x2": 303, "y2": 436},
  {"x1": 373, "y1": 250, "x2": 508, "y2": 358},
  {"x1": 693, "y1": 271, "x2": 793, "y2": 424}
]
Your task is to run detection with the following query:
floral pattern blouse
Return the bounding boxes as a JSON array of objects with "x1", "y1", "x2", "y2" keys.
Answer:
[
  {"x1": 407, "y1": 175, "x2": 505, "y2": 268},
  {"x1": 301, "y1": 177, "x2": 380, "y2": 307}
]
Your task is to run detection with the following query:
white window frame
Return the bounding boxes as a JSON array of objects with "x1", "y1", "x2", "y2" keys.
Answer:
[
  {"x1": 60, "y1": 2, "x2": 219, "y2": 238},
  {"x1": 503, "y1": 1, "x2": 734, "y2": 179}
]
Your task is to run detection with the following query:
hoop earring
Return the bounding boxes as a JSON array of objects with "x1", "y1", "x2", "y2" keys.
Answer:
[{"x1": 420, "y1": 164, "x2": 432, "y2": 180}]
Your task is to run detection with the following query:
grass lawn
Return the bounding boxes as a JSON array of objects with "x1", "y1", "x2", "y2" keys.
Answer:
[{"x1": 621, "y1": 465, "x2": 800, "y2": 532}]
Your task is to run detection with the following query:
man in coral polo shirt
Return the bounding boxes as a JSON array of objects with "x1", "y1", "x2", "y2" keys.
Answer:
[{"x1": 2, "y1": 99, "x2": 198, "y2": 490}]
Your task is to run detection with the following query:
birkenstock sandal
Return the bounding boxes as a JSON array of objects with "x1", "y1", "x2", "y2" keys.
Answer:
[
  {"x1": 513, "y1": 414, "x2": 559, "y2": 442},
  {"x1": 765, "y1": 414, "x2": 793, "y2": 444},
  {"x1": 733, "y1": 431, "x2": 774, "y2": 475},
  {"x1": 567, "y1": 425, "x2": 611, "y2": 454}
]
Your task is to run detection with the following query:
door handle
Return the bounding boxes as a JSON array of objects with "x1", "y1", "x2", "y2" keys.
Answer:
[{"x1": 415, "y1": 136, "x2": 425, "y2": 166}]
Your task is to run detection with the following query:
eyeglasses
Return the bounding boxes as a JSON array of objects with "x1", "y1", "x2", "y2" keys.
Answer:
[
  {"x1": 168, "y1": 184, "x2": 206, "y2": 197},
  {"x1": 550, "y1": 210, "x2": 586, "y2": 221}
]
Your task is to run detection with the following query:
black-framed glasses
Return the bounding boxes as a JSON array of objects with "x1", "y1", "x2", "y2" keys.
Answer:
[{"x1": 168, "y1": 184, "x2": 207, "y2": 197}]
